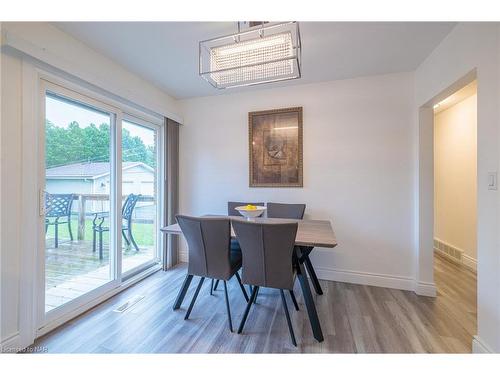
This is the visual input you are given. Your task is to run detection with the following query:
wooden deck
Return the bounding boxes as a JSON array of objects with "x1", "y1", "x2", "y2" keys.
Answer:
[{"x1": 45, "y1": 238, "x2": 155, "y2": 311}]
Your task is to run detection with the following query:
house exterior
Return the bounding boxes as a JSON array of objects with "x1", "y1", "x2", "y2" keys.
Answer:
[{"x1": 46, "y1": 161, "x2": 155, "y2": 213}]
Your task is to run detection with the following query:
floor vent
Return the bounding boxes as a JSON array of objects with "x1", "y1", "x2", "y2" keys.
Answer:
[
  {"x1": 113, "y1": 295, "x2": 145, "y2": 313},
  {"x1": 434, "y1": 238, "x2": 463, "y2": 262}
]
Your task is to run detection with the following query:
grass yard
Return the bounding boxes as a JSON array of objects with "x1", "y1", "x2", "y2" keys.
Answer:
[{"x1": 45, "y1": 217, "x2": 155, "y2": 248}]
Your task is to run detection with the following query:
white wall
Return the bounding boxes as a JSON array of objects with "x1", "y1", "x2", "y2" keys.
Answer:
[
  {"x1": 415, "y1": 23, "x2": 500, "y2": 353},
  {"x1": 179, "y1": 72, "x2": 417, "y2": 290},
  {"x1": 434, "y1": 94, "x2": 477, "y2": 261},
  {"x1": 0, "y1": 48, "x2": 22, "y2": 348}
]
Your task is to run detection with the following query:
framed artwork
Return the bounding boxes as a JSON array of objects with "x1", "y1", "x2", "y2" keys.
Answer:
[{"x1": 248, "y1": 107, "x2": 303, "y2": 187}]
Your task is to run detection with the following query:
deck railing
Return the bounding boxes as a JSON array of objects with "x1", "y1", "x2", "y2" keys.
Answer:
[{"x1": 69, "y1": 193, "x2": 154, "y2": 240}]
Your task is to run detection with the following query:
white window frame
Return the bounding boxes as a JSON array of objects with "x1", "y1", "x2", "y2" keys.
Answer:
[
  {"x1": 19, "y1": 64, "x2": 166, "y2": 341},
  {"x1": 121, "y1": 114, "x2": 164, "y2": 279}
]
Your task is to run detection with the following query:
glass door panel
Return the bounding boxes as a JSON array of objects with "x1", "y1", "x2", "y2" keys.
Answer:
[
  {"x1": 121, "y1": 120, "x2": 159, "y2": 274},
  {"x1": 44, "y1": 92, "x2": 115, "y2": 312}
]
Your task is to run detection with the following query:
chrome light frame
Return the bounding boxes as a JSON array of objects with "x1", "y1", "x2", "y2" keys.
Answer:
[{"x1": 199, "y1": 21, "x2": 302, "y2": 89}]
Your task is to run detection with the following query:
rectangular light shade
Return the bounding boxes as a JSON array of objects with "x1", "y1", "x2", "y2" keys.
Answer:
[{"x1": 199, "y1": 22, "x2": 301, "y2": 89}]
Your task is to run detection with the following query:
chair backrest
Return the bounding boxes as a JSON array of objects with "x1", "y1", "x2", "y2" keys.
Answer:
[
  {"x1": 176, "y1": 215, "x2": 233, "y2": 279},
  {"x1": 122, "y1": 194, "x2": 141, "y2": 220},
  {"x1": 232, "y1": 220, "x2": 298, "y2": 290},
  {"x1": 266, "y1": 202, "x2": 306, "y2": 219},
  {"x1": 45, "y1": 193, "x2": 74, "y2": 218},
  {"x1": 228, "y1": 201, "x2": 265, "y2": 216}
]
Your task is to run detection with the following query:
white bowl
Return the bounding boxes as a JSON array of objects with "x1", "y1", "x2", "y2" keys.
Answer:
[{"x1": 235, "y1": 206, "x2": 266, "y2": 219}]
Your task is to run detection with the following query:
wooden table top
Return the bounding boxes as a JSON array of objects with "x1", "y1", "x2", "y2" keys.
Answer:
[{"x1": 161, "y1": 216, "x2": 338, "y2": 248}]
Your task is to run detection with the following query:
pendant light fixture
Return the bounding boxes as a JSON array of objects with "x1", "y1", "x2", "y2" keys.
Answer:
[{"x1": 199, "y1": 22, "x2": 302, "y2": 89}]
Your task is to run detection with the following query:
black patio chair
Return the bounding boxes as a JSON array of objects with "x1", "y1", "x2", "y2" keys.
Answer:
[
  {"x1": 92, "y1": 193, "x2": 141, "y2": 260},
  {"x1": 45, "y1": 193, "x2": 75, "y2": 248}
]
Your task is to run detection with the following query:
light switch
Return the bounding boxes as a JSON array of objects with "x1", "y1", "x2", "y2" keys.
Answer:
[{"x1": 488, "y1": 172, "x2": 497, "y2": 190}]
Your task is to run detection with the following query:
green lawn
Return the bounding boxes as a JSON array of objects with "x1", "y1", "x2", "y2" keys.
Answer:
[{"x1": 45, "y1": 217, "x2": 155, "y2": 247}]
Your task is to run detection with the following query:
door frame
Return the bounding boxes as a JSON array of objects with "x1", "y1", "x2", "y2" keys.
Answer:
[
  {"x1": 18, "y1": 62, "x2": 166, "y2": 346},
  {"x1": 415, "y1": 69, "x2": 477, "y2": 297}
]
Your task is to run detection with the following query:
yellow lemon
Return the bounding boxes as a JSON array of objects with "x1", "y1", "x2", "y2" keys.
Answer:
[{"x1": 245, "y1": 204, "x2": 257, "y2": 210}]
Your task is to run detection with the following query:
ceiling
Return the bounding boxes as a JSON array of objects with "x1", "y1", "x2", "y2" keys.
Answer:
[{"x1": 54, "y1": 22, "x2": 456, "y2": 99}]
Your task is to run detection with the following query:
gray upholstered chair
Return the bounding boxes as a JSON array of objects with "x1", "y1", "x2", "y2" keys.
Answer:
[
  {"x1": 266, "y1": 202, "x2": 323, "y2": 295},
  {"x1": 266, "y1": 202, "x2": 306, "y2": 220},
  {"x1": 176, "y1": 215, "x2": 249, "y2": 332},
  {"x1": 211, "y1": 201, "x2": 266, "y2": 294},
  {"x1": 232, "y1": 220, "x2": 300, "y2": 346}
]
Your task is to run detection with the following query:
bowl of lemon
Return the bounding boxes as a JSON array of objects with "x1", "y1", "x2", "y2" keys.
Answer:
[{"x1": 235, "y1": 204, "x2": 267, "y2": 220}]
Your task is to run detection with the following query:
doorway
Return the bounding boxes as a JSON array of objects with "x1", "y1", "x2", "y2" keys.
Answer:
[{"x1": 432, "y1": 80, "x2": 478, "y2": 348}]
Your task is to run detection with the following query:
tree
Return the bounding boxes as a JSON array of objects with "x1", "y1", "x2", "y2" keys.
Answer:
[{"x1": 45, "y1": 120, "x2": 155, "y2": 168}]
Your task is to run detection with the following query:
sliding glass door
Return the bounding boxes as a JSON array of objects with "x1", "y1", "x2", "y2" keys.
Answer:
[
  {"x1": 121, "y1": 119, "x2": 161, "y2": 276},
  {"x1": 40, "y1": 79, "x2": 163, "y2": 325},
  {"x1": 43, "y1": 88, "x2": 119, "y2": 314}
]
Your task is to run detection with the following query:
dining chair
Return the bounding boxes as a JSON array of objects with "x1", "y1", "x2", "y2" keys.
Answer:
[
  {"x1": 45, "y1": 193, "x2": 75, "y2": 248},
  {"x1": 212, "y1": 201, "x2": 266, "y2": 294},
  {"x1": 92, "y1": 193, "x2": 141, "y2": 260},
  {"x1": 266, "y1": 202, "x2": 323, "y2": 296},
  {"x1": 176, "y1": 215, "x2": 249, "y2": 332},
  {"x1": 266, "y1": 202, "x2": 306, "y2": 220},
  {"x1": 232, "y1": 220, "x2": 300, "y2": 346}
]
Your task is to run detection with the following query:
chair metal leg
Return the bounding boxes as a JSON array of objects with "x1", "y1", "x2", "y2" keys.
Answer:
[
  {"x1": 238, "y1": 286, "x2": 259, "y2": 334},
  {"x1": 289, "y1": 290, "x2": 299, "y2": 311},
  {"x1": 234, "y1": 272, "x2": 249, "y2": 302},
  {"x1": 54, "y1": 222, "x2": 59, "y2": 248},
  {"x1": 280, "y1": 289, "x2": 297, "y2": 346},
  {"x1": 68, "y1": 218, "x2": 73, "y2": 241},
  {"x1": 213, "y1": 279, "x2": 219, "y2": 291},
  {"x1": 210, "y1": 279, "x2": 214, "y2": 295},
  {"x1": 92, "y1": 230, "x2": 96, "y2": 252},
  {"x1": 184, "y1": 277, "x2": 205, "y2": 320},
  {"x1": 173, "y1": 274, "x2": 193, "y2": 310},
  {"x1": 128, "y1": 226, "x2": 140, "y2": 252},
  {"x1": 254, "y1": 287, "x2": 259, "y2": 304},
  {"x1": 223, "y1": 281, "x2": 233, "y2": 332},
  {"x1": 122, "y1": 229, "x2": 131, "y2": 247},
  {"x1": 99, "y1": 231, "x2": 103, "y2": 260}
]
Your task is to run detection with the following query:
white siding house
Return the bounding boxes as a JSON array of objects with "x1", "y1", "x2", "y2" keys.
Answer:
[{"x1": 46, "y1": 162, "x2": 155, "y2": 213}]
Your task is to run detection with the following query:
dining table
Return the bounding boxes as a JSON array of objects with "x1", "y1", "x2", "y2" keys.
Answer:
[{"x1": 161, "y1": 215, "x2": 338, "y2": 343}]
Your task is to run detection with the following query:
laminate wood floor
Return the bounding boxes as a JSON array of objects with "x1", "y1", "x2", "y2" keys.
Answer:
[{"x1": 33, "y1": 253, "x2": 476, "y2": 353}]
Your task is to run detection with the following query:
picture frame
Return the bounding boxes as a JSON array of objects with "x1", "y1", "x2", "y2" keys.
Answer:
[{"x1": 248, "y1": 107, "x2": 303, "y2": 187}]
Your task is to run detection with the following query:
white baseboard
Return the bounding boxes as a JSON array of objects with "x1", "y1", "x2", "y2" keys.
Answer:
[
  {"x1": 0, "y1": 332, "x2": 20, "y2": 353},
  {"x1": 414, "y1": 280, "x2": 437, "y2": 297},
  {"x1": 472, "y1": 335, "x2": 494, "y2": 353},
  {"x1": 314, "y1": 266, "x2": 419, "y2": 293},
  {"x1": 178, "y1": 252, "x2": 435, "y2": 296},
  {"x1": 462, "y1": 254, "x2": 477, "y2": 272}
]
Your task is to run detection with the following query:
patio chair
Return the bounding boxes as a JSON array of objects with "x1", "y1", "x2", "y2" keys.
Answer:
[
  {"x1": 45, "y1": 193, "x2": 75, "y2": 248},
  {"x1": 92, "y1": 193, "x2": 141, "y2": 260}
]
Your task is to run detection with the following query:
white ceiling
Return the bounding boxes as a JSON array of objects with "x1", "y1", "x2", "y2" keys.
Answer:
[{"x1": 54, "y1": 22, "x2": 456, "y2": 99}]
